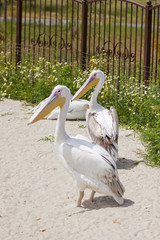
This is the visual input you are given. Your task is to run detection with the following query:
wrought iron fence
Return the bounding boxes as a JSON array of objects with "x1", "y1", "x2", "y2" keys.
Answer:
[{"x1": 0, "y1": 0, "x2": 160, "y2": 85}]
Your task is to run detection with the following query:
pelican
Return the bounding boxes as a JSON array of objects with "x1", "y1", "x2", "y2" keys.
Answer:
[
  {"x1": 72, "y1": 70, "x2": 119, "y2": 162},
  {"x1": 28, "y1": 85, "x2": 124, "y2": 207},
  {"x1": 31, "y1": 97, "x2": 89, "y2": 120}
]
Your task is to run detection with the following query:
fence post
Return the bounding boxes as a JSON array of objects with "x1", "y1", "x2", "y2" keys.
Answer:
[
  {"x1": 143, "y1": 0, "x2": 152, "y2": 85},
  {"x1": 81, "y1": 0, "x2": 88, "y2": 70},
  {"x1": 16, "y1": 0, "x2": 22, "y2": 64}
]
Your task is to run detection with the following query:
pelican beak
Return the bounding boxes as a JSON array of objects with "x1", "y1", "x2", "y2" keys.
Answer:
[
  {"x1": 72, "y1": 75, "x2": 99, "y2": 101},
  {"x1": 27, "y1": 94, "x2": 65, "y2": 125}
]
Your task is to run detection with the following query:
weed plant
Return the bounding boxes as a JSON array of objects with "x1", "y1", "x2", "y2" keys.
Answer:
[{"x1": 0, "y1": 51, "x2": 159, "y2": 166}]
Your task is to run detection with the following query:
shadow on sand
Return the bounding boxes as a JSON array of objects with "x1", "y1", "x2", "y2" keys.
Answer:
[
  {"x1": 116, "y1": 157, "x2": 140, "y2": 170},
  {"x1": 71, "y1": 197, "x2": 134, "y2": 215},
  {"x1": 81, "y1": 196, "x2": 134, "y2": 210}
]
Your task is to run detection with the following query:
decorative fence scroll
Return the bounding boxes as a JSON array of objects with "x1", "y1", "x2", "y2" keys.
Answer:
[
  {"x1": 31, "y1": 33, "x2": 72, "y2": 50},
  {"x1": 96, "y1": 41, "x2": 135, "y2": 62}
]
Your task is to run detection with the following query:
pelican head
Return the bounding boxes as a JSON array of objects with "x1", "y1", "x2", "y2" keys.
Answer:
[
  {"x1": 72, "y1": 70, "x2": 104, "y2": 101},
  {"x1": 27, "y1": 85, "x2": 70, "y2": 125}
]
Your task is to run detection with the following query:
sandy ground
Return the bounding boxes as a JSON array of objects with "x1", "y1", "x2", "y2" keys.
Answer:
[{"x1": 0, "y1": 99, "x2": 160, "y2": 240}]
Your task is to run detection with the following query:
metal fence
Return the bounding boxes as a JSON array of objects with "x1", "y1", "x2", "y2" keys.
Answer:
[{"x1": 0, "y1": 0, "x2": 160, "y2": 85}]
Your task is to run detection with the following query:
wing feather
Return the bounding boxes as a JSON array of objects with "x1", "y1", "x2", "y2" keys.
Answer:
[
  {"x1": 109, "y1": 106, "x2": 119, "y2": 142},
  {"x1": 87, "y1": 109, "x2": 113, "y2": 145},
  {"x1": 67, "y1": 99, "x2": 89, "y2": 113},
  {"x1": 86, "y1": 106, "x2": 119, "y2": 160},
  {"x1": 60, "y1": 138, "x2": 124, "y2": 197}
]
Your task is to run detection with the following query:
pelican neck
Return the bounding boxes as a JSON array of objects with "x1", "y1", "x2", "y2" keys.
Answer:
[
  {"x1": 55, "y1": 97, "x2": 70, "y2": 144},
  {"x1": 90, "y1": 76, "x2": 104, "y2": 110}
]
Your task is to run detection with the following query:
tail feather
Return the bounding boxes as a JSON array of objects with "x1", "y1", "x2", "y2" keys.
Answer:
[
  {"x1": 112, "y1": 179, "x2": 125, "y2": 205},
  {"x1": 116, "y1": 179, "x2": 125, "y2": 197},
  {"x1": 106, "y1": 142, "x2": 118, "y2": 162}
]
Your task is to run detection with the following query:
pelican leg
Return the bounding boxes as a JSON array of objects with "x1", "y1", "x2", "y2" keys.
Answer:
[
  {"x1": 77, "y1": 191, "x2": 84, "y2": 207},
  {"x1": 89, "y1": 190, "x2": 95, "y2": 202}
]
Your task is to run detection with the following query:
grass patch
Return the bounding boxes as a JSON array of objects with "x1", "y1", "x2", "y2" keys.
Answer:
[
  {"x1": 38, "y1": 135, "x2": 55, "y2": 142},
  {"x1": 78, "y1": 124, "x2": 86, "y2": 128},
  {"x1": 0, "y1": 112, "x2": 14, "y2": 117}
]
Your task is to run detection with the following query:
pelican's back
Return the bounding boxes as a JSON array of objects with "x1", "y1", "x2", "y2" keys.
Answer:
[{"x1": 86, "y1": 106, "x2": 119, "y2": 161}]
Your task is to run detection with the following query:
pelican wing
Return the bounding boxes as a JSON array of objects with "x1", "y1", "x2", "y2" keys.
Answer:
[
  {"x1": 87, "y1": 108, "x2": 112, "y2": 143},
  {"x1": 60, "y1": 138, "x2": 124, "y2": 197},
  {"x1": 64, "y1": 100, "x2": 89, "y2": 119},
  {"x1": 87, "y1": 106, "x2": 118, "y2": 145},
  {"x1": 109, "y1": 106, "x2": 119, "y2": 142},
  {"x1": 67, "y1": 99, "x2": 89, "y2": 113}
]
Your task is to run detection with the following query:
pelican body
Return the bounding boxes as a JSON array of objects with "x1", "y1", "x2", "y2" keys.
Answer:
[
  {"x1": 28, "y1": 85, "x2": 124, "y2": 206},
  {"x1": 72, "y1": 70, "x2": 119, "y2": 162}
]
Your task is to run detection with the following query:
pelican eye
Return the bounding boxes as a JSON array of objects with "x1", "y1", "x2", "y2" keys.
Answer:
[
  {"x1": 57, "y1": 89, "x2": 61, "y2": 94},
  {"x1": 90, "y1": 74, "x2": 97, "y2": 81}
]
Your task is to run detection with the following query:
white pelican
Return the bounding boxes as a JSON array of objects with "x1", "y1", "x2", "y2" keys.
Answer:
[
  {"x1": 28, "y1": 85, "x2": 124, "y2": 207},
  {"x1": 31, "y1": 96, "x2": 89, "y2": 120},
  {"x1": 72, "y1": 70, "x2": 119, "y2": 162}
]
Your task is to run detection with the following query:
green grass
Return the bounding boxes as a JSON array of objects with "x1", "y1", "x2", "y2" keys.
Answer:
[
  {"x1": 78, "y1": 124, "x2": 86, "y2": 128},
  {"x1": 38, "y1": 135, "x2": 55, "y2": 142},
  {"x1": 0, "y1": 51, "x2": 159, "y2": 167},
  {"x1": 0, "y1": 112, "x2": 14, "y2": 117}
]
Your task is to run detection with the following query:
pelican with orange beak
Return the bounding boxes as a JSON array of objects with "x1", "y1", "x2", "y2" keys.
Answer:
[
  {"x1": 28, "y1": 85, "x2": 124, "y2": 207},
  {"x1": 72, "y1": 70, "x2": 119, "y2": 162}
]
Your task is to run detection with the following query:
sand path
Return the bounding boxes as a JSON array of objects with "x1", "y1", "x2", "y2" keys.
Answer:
[{"x1": 0, "y1": 99, "x2": 160, "y2": 240}]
